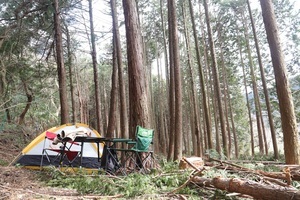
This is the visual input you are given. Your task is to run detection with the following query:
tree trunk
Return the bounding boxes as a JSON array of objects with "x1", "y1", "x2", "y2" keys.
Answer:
[
  {"x1": 65, "y1": 25, "x2": 76, "y2": 124},
  {"x1": 203, "y1": 0, "x2": 228, "y2": 157},
  {"x1": 260, "y1": 0, "x2": 300, "y2": 164},
  {"x1": 168, "y1": 0, "x2": 183, "y2": 161},
  {"x1": 88, "y1": 0, "x2": 102, "y2": 133},
  {"x1": 156, "y1": 52, "x2": 167, "y2": 155},
  {"x1": 167, "y1": 0, "x2": 175, "y2": 161},
  {"x1": 75, "y1": 67, "x2": 88, "y2": 124},
  {"x1": 182, "y1": 1, "x2": 202, "y2": 156},
  {"x1": 189, "y1": 0, "x2": 212, "y2": 151},
  {"x1": 18, "y1": 80, "x2": 33, "y2": 125},
  {"x1": 198, "y1": 1, "x2": 211, "y2": 151},
  {"x1": 241, "y1": 12, "x2": 265, "y2": 154},
  {"x1": 192, "y1": 177, "x2": 300, "y2": 200},
  {"x1": 53, "y1": 0, "x2": 69, "y2": 125},
  {"x1": 236, "y1": 30, "x2": 255, "y2": 156},
  {"x1": 159, "y1": 0, "x2": 170, "y2": 157},
  {"x1": 122, "y1": 0, "x2": 150, "y2": 133},
  {"x1": 247, "y1": 0, "x2": 278, "y2": 159},
  {"x1": 110, "y1": 0, "x2": 129, "y2": 139},
  {"x1": 217, "y1": 25, "x2": 232, "y2": 158},
  {"x1": 106, "y1": 36, "x2": 118, "y2": 138}
]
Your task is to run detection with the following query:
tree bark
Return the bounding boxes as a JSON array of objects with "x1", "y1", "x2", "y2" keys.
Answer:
[
  {"x1": 236, "y1": 29, "x2": 255, "y2": 156},
  {"x1": 65, "y1": 25, "x2": 76, "y2": 124},
  {"x1": 167, "y1": 0, "x2": 175, "y2": 161},
  {"x1": 260, "y1": 0, "x2": 300, "y2": 164},
  {"x1": 88, "y1": 0, "x2": 102, "y2": 134},
  {"x1": 182, "y1": 1, "x2": 202, "y2": 156},
  {"x1": 110, "y1": 0, "x2": 129, "y2": 139},
  {"x1": 106, "y1": 37, "x2": 118, "y2": 138},
  {"x1": 122, "y1": 0, "x2": 150, "y2": 134},
  {"x1": 217, "y1": 25, "x2": 232, "y2": 158},
  {"x1": 53, "y1": 0, "x2": 69, "y2": 125},
  {"x1": 192, "y1": 176, "x2": 300, "y2": 200},
  {"x1": 203, "y1": 0, "x2": 228, "y2": 157},
  {"x1": 168, "y1": 0, "x2": 183, "y2": 161},
  {"x1": 241, "y1": 12, "x2": 265, "y2": 154},
  {"x1": 18, "y1": 80, "x2": 33, "y2": 125},
  {"x1": 246, "y1": 0, "x2": 279, "y2": 159},
  {"x1": 189, "y1": 0, "x2": 212, "y2": 151}
]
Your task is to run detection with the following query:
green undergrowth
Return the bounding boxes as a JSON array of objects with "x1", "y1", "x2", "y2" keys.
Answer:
[
  {"x1": 37, "y1": 155, "x2": 297, "y2": 200},
  {"x1": 0, "y1": 159, "x2": 8, "y2": 166},
  {"x1": 38, "y1": 161, "x2": 201, "y2": 199}
]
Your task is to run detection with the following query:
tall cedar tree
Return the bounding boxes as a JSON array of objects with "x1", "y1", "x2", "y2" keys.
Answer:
[
  {"x1": 168, "y1": 0, "x2": 183, "y2": 161},
  {"x1": 167, "y1": 0, "x2": 175, "y2": 161},
  {"x1": 203, "y1": 0, "x2": 228, "y2": 157},
  {"x1": 246, "y1": 0, "x2": 279, "y2": 159},
  {"x1": 111, "y1": 0, "x2": 129, "y2": 140},
  {"x1": 259, "y1": 0, "x2": 300, "y2": 164},
  {"x1": 122, "y1": 0, "x2": 150, "y2": 134},
  {"x1": 182, "y1": 1, "x2": 202, "y2": 156},
  {"x1": 241, "y1": 12, "x2": 265, "y2": 154},
  {"x1": 65, "y1": 26, "x2": 77, "y2": 124},
  {"x1": 53, "y1": 0, "x2": 69, "y2": 124},
  {"x1": 88, "y1": 0, "x2": 102, "y2": 134},
  {"x1": 189, "y1": 0, "x2": 212, "y2": 152},
  {"x1": 106, "y1": 36, "x2": 118, "y2": 138}
]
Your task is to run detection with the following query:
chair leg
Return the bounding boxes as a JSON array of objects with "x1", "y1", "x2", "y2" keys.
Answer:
[
  {"x1": 138, "y1": 152, "x2": 154, "y2": 174},
  {"x1": 105, "y1": 148, "x2": 126, "y2": 176},
  {"x1": 124, "y1": 151, "x2": 139, "y2": 172},
  {"x1": 40, "y1": 149, "x2": 45, "y2": 170}
]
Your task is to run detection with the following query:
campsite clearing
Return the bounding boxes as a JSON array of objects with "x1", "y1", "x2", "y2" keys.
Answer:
[
  {"x1": 0, "y1": 132, "x2": 82, "y2": 200},
  {"x1": 0, "y1": 166, "x2": 81, "y2": 200}
]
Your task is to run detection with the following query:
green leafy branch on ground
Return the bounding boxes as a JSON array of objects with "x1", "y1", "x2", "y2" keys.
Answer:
[
  {"x1": 35, "y1": 155, "x2": 300, "y2": 200},
  {"x1": 39, "y1": 161, "x2": 200, "y2": 199}
]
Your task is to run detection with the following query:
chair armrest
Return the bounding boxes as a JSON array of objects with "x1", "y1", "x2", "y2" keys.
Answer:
[
  {"x1": 127, "y1": 141, "x2": 136, "y2": 145},
  {"x1": 111, "y1": 138, "x2": 133, "y2": 143}
]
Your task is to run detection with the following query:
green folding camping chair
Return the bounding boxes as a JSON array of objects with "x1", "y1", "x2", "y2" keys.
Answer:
[{"x1": 120, "y1": 125, "x2": 154, "y2": 173}]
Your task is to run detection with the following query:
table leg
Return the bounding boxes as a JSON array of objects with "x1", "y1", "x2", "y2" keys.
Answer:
[
  {"x1": 59, "y1": 142, "x2": 67, "y2": 167},
  {"x1": 97, "y1": 142, "x2": 100, "y2": 162}
]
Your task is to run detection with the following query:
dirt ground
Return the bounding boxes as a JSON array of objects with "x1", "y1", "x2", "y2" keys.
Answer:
[
  {"x1": 0, "y1": 134, "x2": 98, "y2": 200},
  {"x1": 0, "y1": 133, "x2": 174, "y2": 200},
  {"x1": 0, "y1": 166, "x2": 84, "y2": 200}
]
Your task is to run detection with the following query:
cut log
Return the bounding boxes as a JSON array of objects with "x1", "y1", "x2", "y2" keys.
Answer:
[
  {"x1": 179, "y1": 157, "x2": 204, "y2": 170},
  {"x1": 192, "y1": 177, "x2": 300, "y2": 200}
]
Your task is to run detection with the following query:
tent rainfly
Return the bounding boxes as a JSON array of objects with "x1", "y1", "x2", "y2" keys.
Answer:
[{"x1": 13, "y1": 123, "x2": 103, "y2": 170}]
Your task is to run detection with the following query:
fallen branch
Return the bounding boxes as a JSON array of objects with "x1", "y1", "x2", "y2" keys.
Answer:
[
  {"x1": 169, "y1": 168, "x2": 206, "y2": 194},
  {"x1": 210, "y1": 158, "x2": 292, "y2": 185},
  {"x1": 192, "y1": 176, "x2": 300, "y2": 200}
]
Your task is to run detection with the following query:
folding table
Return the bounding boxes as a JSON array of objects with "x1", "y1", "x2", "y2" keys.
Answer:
[{"x1": 71, "y1": 137, "x2": 132, "y2": 175}]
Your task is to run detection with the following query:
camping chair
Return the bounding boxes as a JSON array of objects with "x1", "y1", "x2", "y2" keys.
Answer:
[
  {"x1": 40, "y1": 131, "x2": 81, "y2": 170},
  {"x1": 117, "y1": 125, "x2": 154, "y2": 173}
]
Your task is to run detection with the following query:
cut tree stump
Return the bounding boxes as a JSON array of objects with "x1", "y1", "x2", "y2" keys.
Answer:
[
  {"x1": 179, "y1": 157, "x2": 204, "y2": 170},
  {"x1": 192, "y1": 177, "x2": 300, "y2": 200}
]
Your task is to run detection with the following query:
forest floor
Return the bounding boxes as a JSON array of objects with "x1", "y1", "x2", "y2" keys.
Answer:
[
  {"x1": 0, "y1": 134, "x2": 84, "y2": 200},
  {"x1": 1, "y1": 131, "x2": 299, "y2": 200},
  {"x1": 0, "y1": 166, "x2": 82, "y2": 200},
  {"x1": 0, "y1": 133, "x2": 175, "y2": 200}
]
